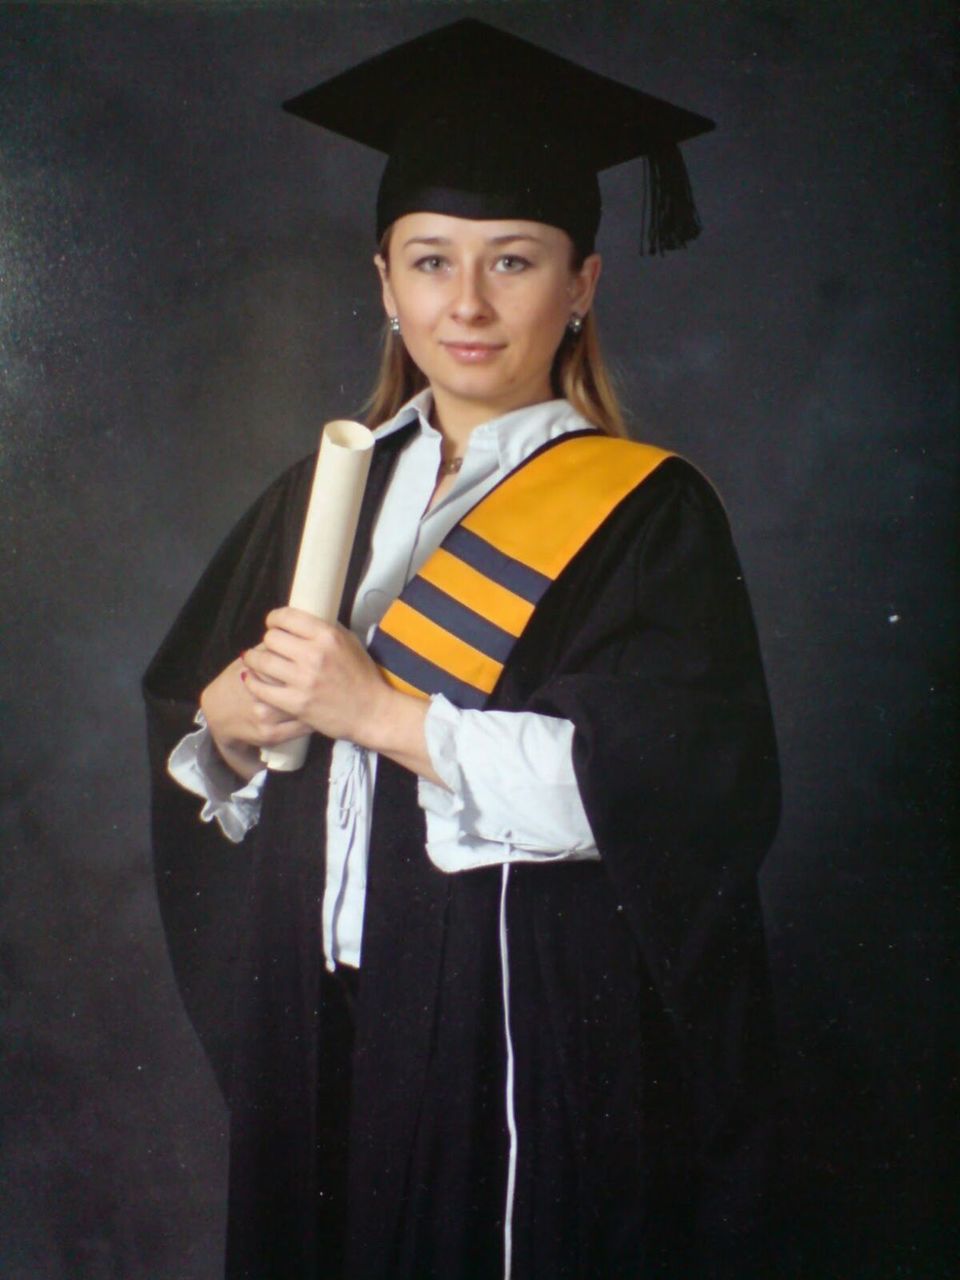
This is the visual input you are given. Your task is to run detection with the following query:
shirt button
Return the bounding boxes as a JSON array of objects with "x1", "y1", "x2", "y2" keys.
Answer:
[{"x1": 363, "y1": 588, "x2": 388, "y2": 617}]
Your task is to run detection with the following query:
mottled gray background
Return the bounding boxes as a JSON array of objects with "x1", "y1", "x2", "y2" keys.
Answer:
[{"x1": 1, "y1": 1, "x2": 955, "y2": 1277}]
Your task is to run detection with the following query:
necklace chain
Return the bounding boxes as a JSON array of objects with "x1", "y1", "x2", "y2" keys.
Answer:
[{"x1": 438, "y1": 456, "x2": 464, "y2": 477}]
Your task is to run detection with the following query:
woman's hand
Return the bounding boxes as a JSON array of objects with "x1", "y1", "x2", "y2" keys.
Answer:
[
  {"x1": 243, "y1": 607, "x2": 445, "y2": 785},
  {"x1": 200, "y1": 654, "x2": 311, "y2": 782},
  {"x1": 242, "y1": 609, "x2": 391, "y2": 745}
]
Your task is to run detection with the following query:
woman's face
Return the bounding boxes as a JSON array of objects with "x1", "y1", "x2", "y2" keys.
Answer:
[{"x1": 376, "y1": 213, "x2": 601, "y2": 432}]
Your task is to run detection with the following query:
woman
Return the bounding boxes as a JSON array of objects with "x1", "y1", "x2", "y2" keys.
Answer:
[{"x1": 144, "y1": 19, "x2": 780, "y2": 1280}]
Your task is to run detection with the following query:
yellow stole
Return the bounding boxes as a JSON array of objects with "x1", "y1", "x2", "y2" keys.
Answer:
[{"x1": 368, "y1": 432, "x2": 672, "y2": 709}]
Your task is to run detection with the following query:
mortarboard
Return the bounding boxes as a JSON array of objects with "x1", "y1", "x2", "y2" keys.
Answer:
[{"x1": 283, "y1": 18, "x2": 714, "y2": 255}]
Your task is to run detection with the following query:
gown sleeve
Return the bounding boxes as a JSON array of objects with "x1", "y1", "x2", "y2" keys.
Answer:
[
  {"x1": 520, "y1": 457, "x2": 781, "y2": 1267},
  {"x1": 142, "y1": 456, "x2": 315, "y2": 1094}
]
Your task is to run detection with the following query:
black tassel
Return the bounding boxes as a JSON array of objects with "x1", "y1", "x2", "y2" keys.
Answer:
[{"x1": 641, "y1": 144, "x2": 703, "y2": 254}]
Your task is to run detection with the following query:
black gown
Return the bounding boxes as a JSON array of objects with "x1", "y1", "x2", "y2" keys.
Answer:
[{"x1": 143, "y1": 423, "x2": 781, "y2": 1280}]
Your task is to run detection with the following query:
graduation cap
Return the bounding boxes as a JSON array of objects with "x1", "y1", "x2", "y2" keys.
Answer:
[{"x1": 283, "y1": 18, "x2": 714, "y2": 255}]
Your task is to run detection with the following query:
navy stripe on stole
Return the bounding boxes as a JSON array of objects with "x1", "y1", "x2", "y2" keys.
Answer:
[
  {"x1": 368, "y1": 631, "x2": 489, "y2": 709},
  {"x1": 443, "y1": 526, "x2": 551, "y2": 603},
  {"x1": 401, "y1": 577, "x2": 516, "y2": 664}
]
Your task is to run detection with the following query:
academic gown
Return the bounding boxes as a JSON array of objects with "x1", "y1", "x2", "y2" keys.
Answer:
[{"x1": 143, "y1": 423, "x2": 781, "y2": 1280}]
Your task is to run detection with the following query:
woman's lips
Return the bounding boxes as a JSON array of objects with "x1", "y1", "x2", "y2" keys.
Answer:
[{"x1": 441, "y1": 342, "x2": 505, "y2": 363}]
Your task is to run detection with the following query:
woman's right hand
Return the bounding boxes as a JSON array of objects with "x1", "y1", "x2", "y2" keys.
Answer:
[{"x1": 199, "y1": 653, "x2": 311, "y2": 782}]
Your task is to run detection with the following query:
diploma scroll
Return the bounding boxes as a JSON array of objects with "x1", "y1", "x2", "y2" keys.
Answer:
[{"x1": 260, "y1": 418, "x2": 375, "y2": 772}]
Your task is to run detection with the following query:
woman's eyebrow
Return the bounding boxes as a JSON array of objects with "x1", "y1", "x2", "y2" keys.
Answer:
[
  {"x1": 401, "y1": 236, "x2": 451, "y2": 249},
  {"x1": 400, "y1": 234, "x2": 545, "y2": 249},
  {"x1": 487, "y1": 234, "x2": 544, "y2": 246}
]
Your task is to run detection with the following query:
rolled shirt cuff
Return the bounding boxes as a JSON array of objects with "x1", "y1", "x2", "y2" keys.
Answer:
[
  {"x1": 417, "y1": 694, "x2": 599, "y2": 874},
  {"x1": 418, "y1": 694, "x2": 468, "y2": 818},
  {"x1": 167, "y1": 710, "x2": 266, "y2": 844}
]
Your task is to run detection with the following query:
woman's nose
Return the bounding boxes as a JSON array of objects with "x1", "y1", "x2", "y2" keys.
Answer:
[{"x1": 450, "y1": 267, "x2": 490, "y2": 322}]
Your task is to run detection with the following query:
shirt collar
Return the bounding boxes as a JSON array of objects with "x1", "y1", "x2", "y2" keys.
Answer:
[
  {"x1": 373, "y1": 390, "x2": 595, "y2": 471},
  {"x1": 372, "y1": 388, "x2": 435, "y2": 442}
]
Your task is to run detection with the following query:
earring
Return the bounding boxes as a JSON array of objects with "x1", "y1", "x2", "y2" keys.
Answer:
[
  {"x1": 389, "y1": 316, "x2": 401, "y2": 335},
  {"x1": 568, "y1": 313, "x2": 584, "y2": 336}
]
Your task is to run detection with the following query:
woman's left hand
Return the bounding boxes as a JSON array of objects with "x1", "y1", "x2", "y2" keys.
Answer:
[{"x1": 242, "y1": 607, "x2": 392, "y2": 748}]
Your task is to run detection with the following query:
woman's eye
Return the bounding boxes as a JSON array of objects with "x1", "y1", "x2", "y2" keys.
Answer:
[
  {"x1": 413, "y1": 255, "x2": 447, "y2": 273},
  {"x1": 495, "y1": 255, "x2": 532, "y2": 274}
]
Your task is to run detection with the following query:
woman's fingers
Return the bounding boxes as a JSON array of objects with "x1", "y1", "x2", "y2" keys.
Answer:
[
  {"x1": 200, "y1": 656, "x2": 312, "y2": 772},
  {"x1": 246, "y1": 618, "x2": 347, "y2": 690},
  {"x1": 244, "y1": 644, "x2": 295, "y2": 686},
  {"x1": 246, "y1": 618, "x2": 338, "y2": 677},
  {"x1": 249, "y1": 703, "x2": 311, "y2": 745},
  {"x1": 258, "y1": 627, "x2": 301, "y2": 662},
  {"x1": 242, "y1": 611, "x2": 387, "y2": 742},
  {"x1": 245, "y1": 673, "x2": 297, "y2": 717},
  {"x1": 264, "y1": 605, "x2": 326, "y2": 639}
]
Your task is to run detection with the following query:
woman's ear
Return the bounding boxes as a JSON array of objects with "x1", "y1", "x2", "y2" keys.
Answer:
[
  {"x1": 570, "y1": 253, "x2": 602, "y2": 317},
  {"x1": 374, "y1": 253, "x2": 397, "y2": 321}
]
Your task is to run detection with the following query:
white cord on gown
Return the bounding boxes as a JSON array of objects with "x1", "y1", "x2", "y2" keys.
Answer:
[{"x1": 499, "y1": 863, "x2": 518, "y2": 1280}]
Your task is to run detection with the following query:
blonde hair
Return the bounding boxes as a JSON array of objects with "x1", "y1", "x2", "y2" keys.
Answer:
[{"x1": 362, "y1": 234, "x2": 628, "y2": 438}]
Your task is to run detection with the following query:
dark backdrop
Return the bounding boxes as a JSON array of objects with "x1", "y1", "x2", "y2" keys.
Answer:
[{"x1": 1, "y1": 2, "x2": 955, "y2": 1277}]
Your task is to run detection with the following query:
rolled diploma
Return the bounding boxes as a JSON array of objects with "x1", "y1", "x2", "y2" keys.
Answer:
[{"x1": 260, "y1": 418, "x2": 374, "y2": 772}]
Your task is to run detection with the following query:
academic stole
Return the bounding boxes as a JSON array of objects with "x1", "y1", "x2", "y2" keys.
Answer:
[{"x1": 368, "y1": 432, "x2": 672, "y2": 709}]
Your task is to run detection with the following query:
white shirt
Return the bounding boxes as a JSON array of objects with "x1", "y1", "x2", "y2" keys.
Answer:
[{"x1": 169, "y1": 391, "x2": 599, "y2": 970}]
